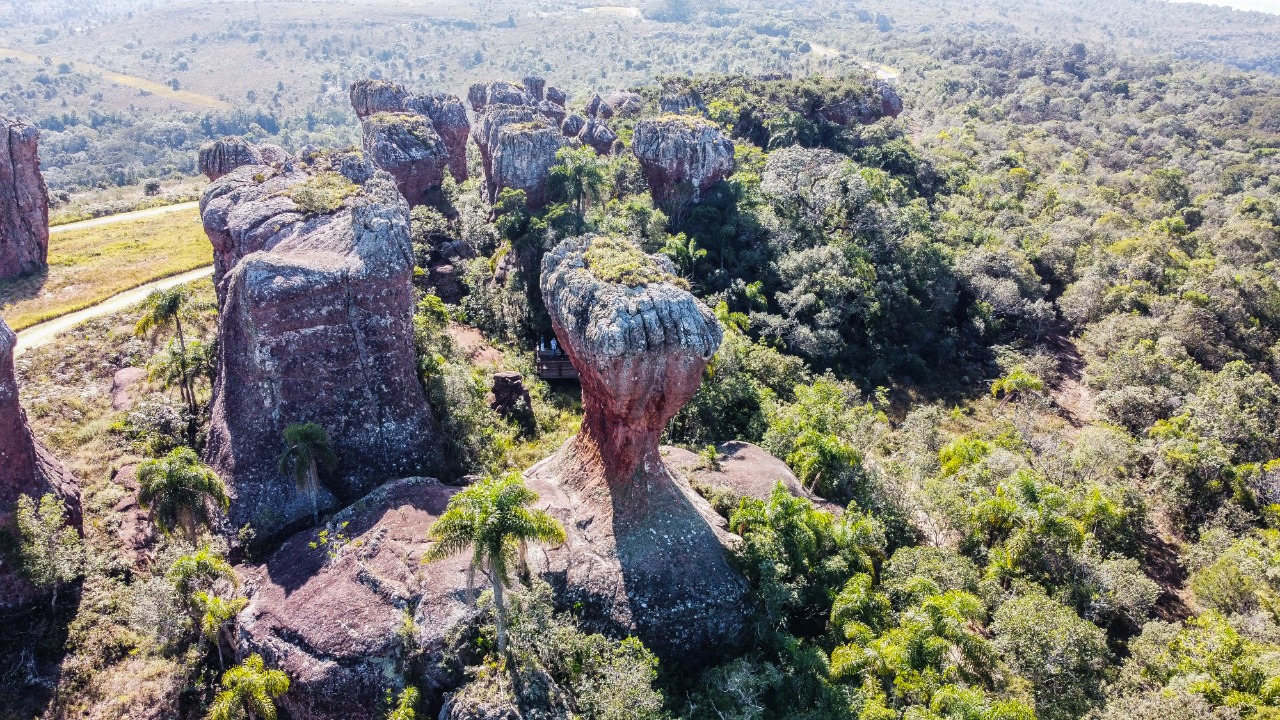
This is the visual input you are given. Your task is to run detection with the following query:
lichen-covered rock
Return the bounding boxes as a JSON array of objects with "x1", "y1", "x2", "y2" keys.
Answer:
[
  {"x1": 815, "y1": 80, "x2": 904, "y2": 125},
  {"x1": 237, "y1": 477, "x2": 473, "y2": 720},
  {"x1": 578, "y1": 118, "x2": 619, "y2": 155},
  {"x1": 350, "y1": 80, "x2": 470, "y2": 183},
  {"x1": 522, "y1": 75, "x2": 546, "y2": 102},
  {"x1": 545, "y1": 86, "x2": 567, "y2": 107},
  {"x1": 526, "y1": 235, "x2": 746, "y2": 662},
  {"x1": 561, "y1": 113, "x2": 586, "y2": 138},
  {"x1": 198, "y1": 136, "x2": 264, "y2": 181},
  {"x1": 659, "y1": 86, "x2": 705, "y2": 115},
  {"x1": 878, "y1": 81, "x2": 904, "y2": 118},
  {"x1": 0, "y1": 116, "x2": 49, "y2": 280},
  {"x1": 584, "y1": 93, "x2": 612, "y2": 120},
  {"x1": 488, "y1": 371, "x2": 534, "y2": 432},
  {"x1": 468, "y1": 81, "x2": 530, "y2": 113},
  {"x1": 0, "y1": 319, "x2": 81, "y2": 610},
  {"x1": 663, "y1": 441, "x2": 842, "y2": 513},
  {"x1": 471, "y1": 105, "x2": 565, "y2": 209},
  {"x1": 631, "y1": 116, "x2": 735, "y2": 206},
  {"x1": 200, "y1": 169, "x2": 441, "y2": 540},
  {"x1": 361, "y1": 112, "x2": 449, "y2": 207}
]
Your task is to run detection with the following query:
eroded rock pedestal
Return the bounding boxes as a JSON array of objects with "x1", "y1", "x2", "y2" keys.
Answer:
[
  {"x1": 0, "y1": 116, "x2": 49, "y2": 280},
  {"x1": 471, "y1": 104, "x2": 565, "y2": 209},
  {"x1": 0, "y1": 319, "x2": 81, "y2": 609},
  {"x1": 236, "y1": 477, "x2": 472, "y2": 720},
  {"x1": 526, "y1": 235, "x2": 747, "y2": 662},
  {"x1": 200, "y1": 167, "x2": 440, "y2": 540},
  {"x1": 632, "y1": 115, "x2": 735, "y2": 208}
]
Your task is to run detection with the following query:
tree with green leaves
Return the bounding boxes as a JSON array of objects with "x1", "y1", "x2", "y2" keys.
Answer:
[
  {"x1": 137, "y1": 448, "x2": 229, "y2": 547},
  {"x1": 278, "y1": 422, "x2": 337, "y2": 526},
  {"x1": 15, "y1": 493, "x2": 84, "y2": 611},
  {"x1": 195, "y1": 592, "x2": 248, "y2": 669},
  {"x1": 660, "y1": 232, "x2": 706, "y2": 282},
  {"x1": 207, "y1": 653, "x2": 290, "y2": 720},
  {"x1": 136, "y1": 286, "x2": 208, "y2": 423},
  {"x1": 423, "y1": 473, "x2": 566, "y2": 653},
  {"x1": 550, "y1": 144, "x2": 606, "y2": 223}
]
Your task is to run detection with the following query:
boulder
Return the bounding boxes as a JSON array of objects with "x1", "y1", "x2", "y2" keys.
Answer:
[
  {"x1": 237, "y1": 477, "x2": 474, "y2": 720},
  {"x1": 658, "y1": 87, "x2": 705, "y2": 115},
  {"x1": 578, "y1": 118, "x2": 619, "y2": 155},
  {"x1": 198, "y1": 136, "x2": 264, "y2": 182},
  {"x1": 526, "y1": 235, "x2": 747, "y2": 662},
  {"x1": 603, "y1": 90, "x2": 644, "y2": 117},
  {"x1": 631, "y1": 116, "x2": 735, "y2": 207},
  {"x1": 468, "y1": 81, "x2": 530, "y2": 113},
  {"x1": 488, "y1": 371, "x2": 534, "y2": 432},
  {"x1": 560, "y1": 114, "x2": 586, "y2": 138},
  {"x1": 584, "y1": 93, "x2": 612, "y2": 120},
  {"x1": 361, "y1": 112, "x2": 450, "y2": 207},
  {"x1": 471, "y1": 105, "x2": 565, "y2": 209},
  {"x1": 545, "y1": 86, "x2": 567, "y2": 107},
  {"x1": 0, "y1": 116, "x2": 49, "y2": 280},
  {"x1": 878, "y1": 81, "x2": 904, "y2": 118},
  {"x1": 350, "y1": 80, "x2": 470, "y2": 183},
  {"x1": 110, "y1": 367, "x2": 149, "y2": 412},
  {"x1": 110, "y1": 464, "x2": 158, "y2": 571},
  {"x1": 0, "y1": 319, "x2": 81, "y2": 609},
  {"x1": 200, "y1": 168, "x2": 441, "y2": 540},
  {"x1": 815, "y1": 80, "x2": 904, "y2": 125},
  {"x1": 663, "y1": 441, "x2": 841, "y2": 513},
  {"x1": 522, "y1": 75, "x2": 546, "y2": 102}
]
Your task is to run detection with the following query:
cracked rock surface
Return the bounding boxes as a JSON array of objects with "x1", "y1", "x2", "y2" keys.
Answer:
[
  {"x1": 471, "y1": 105, "x2": 565, "y2": 209},
  {"x1": 632, "y1": 115, "x2": 735, "y2": 207},
  {"x1": 200, "y1": 167, "x2": 440, "y2": 540},
  {"x1": 0, "y1": 115, "x2": 49, "y2": 280},
  {"x1": 525, "y1": 235, "x2": 747, "y2": 662},
  {"x1": 0, "y1": 319, "x2": 81, "y2": 609},
  {"x1": 199, "y1": 136, "x2": 267, "y2": 181},
  {"x1": 360, "y1": 112, "x2": 450, "y2": 207},
  {"x1": 350, "y1": 79, "x2": 470, "y2": 184},
  {"x1": 237, "y1": 477, "x2": 472, "y2": 720}
]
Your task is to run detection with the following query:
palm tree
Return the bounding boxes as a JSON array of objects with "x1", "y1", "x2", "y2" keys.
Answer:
[
  {"x1": 207, "y1": 654, "x2": 289, "y2": 720},
  {"x1": 136, "y1": 286, "x2": 206, "y2": 421},
  {"x1": 195, "y1": 591, "x2": 248, "y2": 669},
  {"x1": 423, "y1": 473, "x2": 566, "y2": 654},
  {"x1": 137, "y1": 448, "x2": 230, "y2": 547},
  {"x1": 277, "y1": 422, "x2": 337, "y2": 526},
  {"x1": 550, "y1": 145, "x2": 606, "y2": 223}
]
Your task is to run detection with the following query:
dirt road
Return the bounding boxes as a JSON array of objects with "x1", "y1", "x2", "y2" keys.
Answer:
[{"x1": 50, "y1": 201, "x2": 201, "y2": 234}]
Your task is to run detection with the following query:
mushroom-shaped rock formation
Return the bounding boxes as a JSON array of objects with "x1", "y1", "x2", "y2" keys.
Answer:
[
  {"x1": 200, "y1": 168, "x2": 441, "y2": 540},
  {"x1": 361, "y1": 112, "x2": 450, "y2": 207},
  {"x1": 526, "y1": 235, "x2": 747, "y2": 662},
  {"x1": 631, "y1": 115, "x2": 736, "y2": 207},
  {"x1": 199, "y1": 136, "x2": 265, "y2": 181},
  {"x1": 0, "y1": 116, "x2": 49, "y2": 280},
  {"x1": 237, "y1": 477, "x2": 474, "y2": 720},
  {"x1": 471, "y1": 105, "x2": 565, "y2": 209},
  {"x1": 1, "y1": 319, "x2": 82, "y2": 609},
  {"x1": 350, "y1": 80, "x2": 470, "y2": 183}
]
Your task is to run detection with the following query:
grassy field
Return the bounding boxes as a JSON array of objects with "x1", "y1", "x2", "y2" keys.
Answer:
[
  {"x1": 0, "y1": 207, "x2": 212, "y2": 330},
  {"x1": 0, "y1": 46, "x2": 228, "y2": 109}
]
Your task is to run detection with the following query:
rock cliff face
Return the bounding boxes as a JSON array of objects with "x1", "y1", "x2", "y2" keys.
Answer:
[
  {"x1": 199, "y1": 137, "x2": 266, "y2": 181},
  {"x1": 200, "y1": 167, "x2": 440, "y2": 540},
  {"x1": 0, "y1": 319, "x2": 81, "y2": 609},
  {"x1": 815, "y1": 80, "x2": 904, "y2": 125},
  {"x1": 0, "y1": 116, "x2": 49, "y2": 280},
  {"x1": 526, "y1": 235, "x2": 747, "y2": 662},
  {"x1": 631, "y1": 116, "x2": 736, "y2": 207},
  {"x1": 360, "y1": 113, "x2": 450, "y2": 207},
  {"x1": 237, "y1": 477, "x2": 472, "y2": 720},
  {"x1": 471, "y1": 105, "x2": 565, "y2": 209},
  {"x1": 350, "y1": 80, "x2": 470, "y2": 184}
]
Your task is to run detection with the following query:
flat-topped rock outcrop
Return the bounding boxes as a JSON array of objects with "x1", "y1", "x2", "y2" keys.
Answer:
[
  {"x1": 0, "y1": 116, "x2": 49, "y2": 280},
  {"x1": 471, "y1": 105, "x2": 565, "y2": 209},
  {"x1": 1, "y1": 319, "x2": 81, "y2": 609},
  {"x1": 632, "y1": 115, "x2": 735, "y2": 207},
  {"x1": 525, "y1": 235, "x2": 746, "y2": 662},
  {"x1": 200, "y1": 167, "x2": 440, "y2": 540},
  {"x1": 237, "y1": 477, "x2": 472, "y2": 720},
  {"x1": 350, "y1": 79, "x2": 470, "y2": 184},
  {"x1": 360, "y1": 112, "x2": 450, "y2": 207},
  {"x1": 199, "y1": 136, "x2": 267, "y2": 182}
]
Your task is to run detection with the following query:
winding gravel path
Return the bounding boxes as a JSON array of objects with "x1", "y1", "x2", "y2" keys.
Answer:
[
  {"x1": 14, "y1": 265, "x2": 213, "y2": 357},
  {"x1": 50, "y1": 201, "x2": 201, "y2": 234}
]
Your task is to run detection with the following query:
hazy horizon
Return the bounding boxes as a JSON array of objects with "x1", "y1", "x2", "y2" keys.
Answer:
[{"x1": 1167, "y1": 0, "x2": 1280, "y2": 13}]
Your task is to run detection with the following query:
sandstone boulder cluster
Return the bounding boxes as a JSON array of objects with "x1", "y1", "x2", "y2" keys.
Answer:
[
  {"x1": 0, "y1": 115, "x2": 49, "y2": 280},
  {"x1": 632, "y1": 115, "x2": 737, "y2": 207},
  {"x1": 0, "y1": 319, "x2": 81, "y2": 610}
]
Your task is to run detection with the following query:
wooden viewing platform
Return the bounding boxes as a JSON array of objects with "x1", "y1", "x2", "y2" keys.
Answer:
[{"x1": 536, "y1": 349, "x2": 579, "y2": 380}]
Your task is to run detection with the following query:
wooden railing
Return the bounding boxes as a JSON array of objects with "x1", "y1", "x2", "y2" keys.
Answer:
[{"x1": 536, "y1": 350, "x2": 579, "y2": 380}]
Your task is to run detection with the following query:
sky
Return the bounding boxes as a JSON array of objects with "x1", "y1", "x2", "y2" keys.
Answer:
[{"x1": 1166, "y1": 0, "x2": 1280, "y2": 13}]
